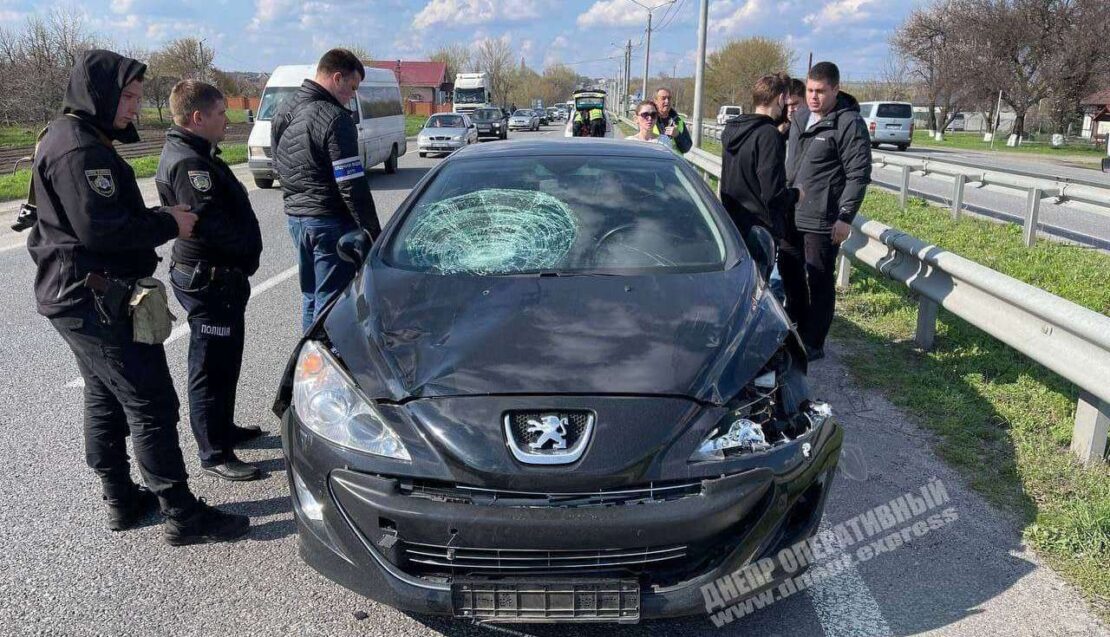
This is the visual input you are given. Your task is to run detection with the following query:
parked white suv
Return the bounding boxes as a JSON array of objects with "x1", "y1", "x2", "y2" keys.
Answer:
[{"x1": 716, "y1": 105, "x2": 743, "y2": 125}]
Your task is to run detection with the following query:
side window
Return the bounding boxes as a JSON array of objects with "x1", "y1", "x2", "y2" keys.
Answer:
[
  {"x1": 358, "y1": 90, "x2": 375, "y2": 120},
  {"x1": 859, "y1": 104, "x2": 872, "y2": 118},
  {"x1": 348, "y1": 98, "x2": 360, "y2": 123},
  {"x1": 384, "y1": 86, "x2": 403, "y2": 117}
]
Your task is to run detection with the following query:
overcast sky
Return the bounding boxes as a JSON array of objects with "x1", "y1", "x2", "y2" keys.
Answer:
[{"x1": 1, "y1": 0, "x2": 918, "y2": 81}]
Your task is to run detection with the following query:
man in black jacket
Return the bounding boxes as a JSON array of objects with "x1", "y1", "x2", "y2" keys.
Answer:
[
  {"x1": 782, "y1": 61, "x2": 872, "y2": 361},
  {"x1": 27, "y1": 50, "x2": 248, "y2": 544},
  {"x1": 719, "y1": 73, "x2": 796, "y2": 243},
  {"x1": 272, "y1": 48, "x2": 381, "y2": 332},
  {"x1": 157, "y1": 80, "x2": 264, "y2": 482}
]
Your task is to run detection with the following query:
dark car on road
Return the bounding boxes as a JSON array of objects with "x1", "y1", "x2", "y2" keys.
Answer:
[
  {"x1": 469, "y1": 107, "x2": 509, "y2": 140},
  {"x1": 273, "y1": 139, "x2": 843, "y2": 624}
]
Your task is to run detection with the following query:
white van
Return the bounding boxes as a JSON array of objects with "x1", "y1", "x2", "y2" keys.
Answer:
[
  {"x1": 247, "y1": 65, "x2": 407, "y2": 188},
  {"x1": 859, "y1": 101, "x2": 914, "y2": 151},
  {"x1": 716, "y1": 105, "x2": 743, "y2": 124}
]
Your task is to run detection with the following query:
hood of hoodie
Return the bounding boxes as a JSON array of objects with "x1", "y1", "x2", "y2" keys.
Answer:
[
  {"x1": 724, "y1": 114, "x2": 776, "y2": 152},
  {"x1": 62, "y1": 49, "x2": 147, "y2": 144}
]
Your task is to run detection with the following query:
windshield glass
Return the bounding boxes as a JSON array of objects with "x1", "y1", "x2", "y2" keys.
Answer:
[
  {"x1": 455, "y1": 88, "x2": 487, "y2": 104},
  {"x1": 427, "y1": 115, "x2": 465, "y2": 128},
  {"x1": 257, "y1": 87, "x2": 297, "y2": 121},
  {"x1": 387, "y1": 156, "x2": 728, "y2": 276},
  {"x1": 512, "y1": 110, "x2": 531, "y2": 117},
  {"x1": 473, "y1": 109, "x2": 501, "y2": 121}
]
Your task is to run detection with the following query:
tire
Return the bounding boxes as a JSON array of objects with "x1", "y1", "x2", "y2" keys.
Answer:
[
  {"x1": 384, "y1": 145, "x2": 398, "y2": 174},
  {"x1": 897, "y1": 144, "x2": 909, "y2": 151},
  {"x1": 870, "y1": 142, "x2": 879, "y2": 149},
  {"x1": 418, "y1": 152, "x2": 426, "y2": 158},
  {"x1": 253, "y1": 177, "x2": 274, "y2": 189}
]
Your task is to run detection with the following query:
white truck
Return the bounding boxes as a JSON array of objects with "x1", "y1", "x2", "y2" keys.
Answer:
[{"x1": 452, "y1": 72, "x2": 492, "y2": 115}]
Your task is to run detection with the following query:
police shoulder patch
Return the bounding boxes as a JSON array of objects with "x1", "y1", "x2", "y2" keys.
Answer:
[
  {"x1": 84, "y1": 169, "x2": 115, "y2": 198},
  {"x1": 188, "y1": 170, "x2": 213, "y2": 192}
]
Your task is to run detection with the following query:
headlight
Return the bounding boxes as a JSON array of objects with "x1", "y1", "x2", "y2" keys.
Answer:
[
  {"x1": 690, "y1": 348, "x2": 828, "y2": 462},
  {"x1": 492, "y1": 122, "x2": 500, "y2": 128},
  {"x1": 292, "y1": 340, "x2": 411, "y2": 461}
]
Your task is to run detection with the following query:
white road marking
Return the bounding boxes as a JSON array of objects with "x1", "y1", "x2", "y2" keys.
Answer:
[
  {"x1": 64, "y1": 264, "x2": 299, "y2": 389},
  {"x1": 807, "y1": 524, "x2": 893, "y2": 637}
]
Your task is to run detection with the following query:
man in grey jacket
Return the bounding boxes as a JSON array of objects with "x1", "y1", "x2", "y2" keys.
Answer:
[
  {"x1": 272, "y1": 48, "x2": 380, "y2": 332},
  {"x1": 782, "y1": 61, "x2": 871, "y2": 361}
]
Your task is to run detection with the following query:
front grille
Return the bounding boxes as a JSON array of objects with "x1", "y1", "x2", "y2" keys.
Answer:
[
  {"x1": 404, "y1": 542, "x2": 687, "y2": 576},
  {"x1": 507, "y1": 410, "x2": 590, "y2": 448},
  {"x1": 399, "y1": 478, "x2": 704, "y2": 508},
  {"x1": 430, "y1": 135, "x2": 451, "y2": 141}
]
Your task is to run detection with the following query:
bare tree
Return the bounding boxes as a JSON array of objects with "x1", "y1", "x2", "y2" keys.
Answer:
[
  {"x1": 474, "y1": 37, "x2": 515, "y2": 107},
  {"x1": 430, "y1": 43, "x2": 473, "y2": 83},
  {"x1": 704, "y1": 37, "x2": 795, "y2": 118},
  {"x1": 156, "y1": 38, "x2": 214, "y2": 83},
  {"x1": 892, "y1": 1, "x2": 968, "y2": 132}
]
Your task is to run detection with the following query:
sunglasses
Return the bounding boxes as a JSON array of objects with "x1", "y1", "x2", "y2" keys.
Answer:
[{"x1": 638, "y1": 111, "x2": 658, "y2": 119}]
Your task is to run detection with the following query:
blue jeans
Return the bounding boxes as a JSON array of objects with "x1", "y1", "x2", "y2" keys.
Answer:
[{"x1": 287, "y1": 216, "x2": 358, "y2": 333}]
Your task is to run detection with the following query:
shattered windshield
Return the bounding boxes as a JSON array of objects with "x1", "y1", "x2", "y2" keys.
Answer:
[{"x1": 387, "y1": 156, "x2": 729, "y2": 275}]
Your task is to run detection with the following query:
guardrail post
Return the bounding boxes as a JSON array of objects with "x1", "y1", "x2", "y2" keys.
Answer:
[
  {"x1": 914, "y1": 296, "x2": 939, "y2": 351},
  {"x1": 1023, "y1": 188, "x2": 1042, "y2": 247},
  {"x1": 899, "y1": 165, "x2": 911, "y2": 209},
  {"x1": 1071, "y1": 392, "x2": 1109, "y2": 465},
  {"x1": 836, "y1": 254, "x2": 851, "y2": 289},
  {"x1": 951, "y1": 173, "x2": 966, "y2": 220}
]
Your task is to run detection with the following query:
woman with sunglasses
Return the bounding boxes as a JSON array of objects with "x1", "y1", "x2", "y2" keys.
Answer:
[{"x1": 626, "y1": 100, "x2": 673, "y2": 150}]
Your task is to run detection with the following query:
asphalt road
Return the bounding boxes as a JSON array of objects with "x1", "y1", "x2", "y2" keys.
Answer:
[{"x1": 0, "y1": 125, "x2": 1105, "y2": 636}]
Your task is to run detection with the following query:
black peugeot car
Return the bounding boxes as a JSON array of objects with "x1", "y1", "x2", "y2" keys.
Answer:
[
  {"x1": 273, "y1": 139, "x2": 842, "y2": 623},
  {"x1": 470, "y1": 107, "x2": 509, "y2": 140}
]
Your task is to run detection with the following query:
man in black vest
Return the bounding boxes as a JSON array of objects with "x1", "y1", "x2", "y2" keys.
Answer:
[
  {"x1": 27, "y1": 50, "x2": 248, "y2": 544},
  {"x1": 156, "y1": 80, "x2": 264, "y2": 481}
]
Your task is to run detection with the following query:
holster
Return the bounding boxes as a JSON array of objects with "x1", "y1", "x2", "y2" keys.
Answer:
[
  {"x1": 84, "y1": 272, "x2": 134, "y2": 325},
  {"x1": 129, "y1": 277, "x2": 176, "y2": 344}
]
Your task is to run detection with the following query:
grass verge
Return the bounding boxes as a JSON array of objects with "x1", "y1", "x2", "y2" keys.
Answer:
[
  {"x1": 0, "y1": 143, "x2": 247, "y2": 203},
  {"x1": 835, "y1": 189, "x2": 1110, "y2": 616},
  {"x1": 405, "y1": 115, "x2": 427, "y2": 137},
  {"x1": 911, "y1": 130, "x2": 1106, "y2": 158}
]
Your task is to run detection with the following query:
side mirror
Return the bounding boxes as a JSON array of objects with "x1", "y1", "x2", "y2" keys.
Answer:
[
  {"x1": 1102, "y1": 157, "x2": 1110, "y2": 174},
  {"x1": 246, "y1": 109, "x2": 255, "y2": 123},
  {"x1": 746, "y1": 226, "x2": 777, "y2": 283},
  {"x1": 337, "y1": 230, "x2": 371, "y2": 265}
]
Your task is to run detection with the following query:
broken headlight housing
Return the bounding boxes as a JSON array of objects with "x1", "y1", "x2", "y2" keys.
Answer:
[
  {"x1": 691, "y1": 347, "x2": 830, "y2": 462},
  {"x1": 293, "y1": 340, "x2": 411, "y2": 461}
]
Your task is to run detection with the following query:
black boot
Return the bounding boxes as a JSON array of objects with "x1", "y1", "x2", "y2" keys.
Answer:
[
  {"x1": 163, "y1": 499, "x2": 250, "y2": 546},
  {"x1": 103, "y1": 485, "x2": 159, "y2": 532}
]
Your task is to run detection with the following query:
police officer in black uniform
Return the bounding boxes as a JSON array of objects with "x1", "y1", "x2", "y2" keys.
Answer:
[
  {"x1": 27, "y1": 50, "x2": 249, "y2": 545},
  {"x1": 156, "y1": 80, "x2": 264, "y2": 481}
]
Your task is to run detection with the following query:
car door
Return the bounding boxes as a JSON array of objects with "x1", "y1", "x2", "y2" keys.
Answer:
[
  {"x1": 355, "y1": 88, "x2": 380, "y2": 168},
  {"x1": 465, "y1": 115, "x2": 478, "y2": 143}
]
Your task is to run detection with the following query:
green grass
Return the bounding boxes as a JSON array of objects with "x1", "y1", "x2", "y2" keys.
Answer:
[
  {"x1": 139, "y1": 107, "x2": 251, "y2": 126},
  {"x1": 0, "y1": 125, "x2": 39, "y2": 148},
  {"x1": 912, "y1": 130, "x2": 1107, "y2": 158},
  {"x1": 0, "y1": 143, "x2": 247, "y2": 203},
  {"x1": 405, "y1": 115, "x2": 427, "y2": 137},
  {"x1": 834, "y1": 189, "x2": 1110, "y2": 616}
]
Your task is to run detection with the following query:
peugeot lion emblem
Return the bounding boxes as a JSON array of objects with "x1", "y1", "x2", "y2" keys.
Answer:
[
  {"x1": 504, "y1": 411, "x2": 595, "y2": 465},
  {"x1": 526, "y1": 415, "x2": 568, "y2": 450}
]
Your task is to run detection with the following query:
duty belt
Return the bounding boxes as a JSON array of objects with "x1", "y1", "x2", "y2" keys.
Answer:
[{"x1": 172, "y1": 261, "x2": 242, "y2": 282}]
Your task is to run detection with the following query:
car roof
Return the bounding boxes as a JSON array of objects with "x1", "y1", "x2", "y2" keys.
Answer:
[
  {"x1": 266, "y1": 64, "x2": 395, "y2": 87},
  {"x1": 449, "y1": 138, "x2": 678, "y2": 160},
  {"x1": 860, "y1": 101, "x2": 913, "y2": 106}
]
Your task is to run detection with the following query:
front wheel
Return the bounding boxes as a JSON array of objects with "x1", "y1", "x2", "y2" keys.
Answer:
[
  {"x1": 253, "y1": 177, "x2": 274, "y2": 189},
  {"x1": 418, "y1": 152, "x2": 426, "y2": 158},
  {"x1": 897, "y1": 144, "x2": 909, "y2": 151},
  {"x1": 384, "y1": 145, "x2": 398, "y2": 173}
]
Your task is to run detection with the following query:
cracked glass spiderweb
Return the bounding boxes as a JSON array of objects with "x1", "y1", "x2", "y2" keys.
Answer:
[{"x1": 403, "y1": 188, "x2": 578, "y2": 274}]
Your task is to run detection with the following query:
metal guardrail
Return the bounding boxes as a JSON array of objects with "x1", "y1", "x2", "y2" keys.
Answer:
[{"x1": 622, "y1": 114, "x2": 1110, "y2": 465}]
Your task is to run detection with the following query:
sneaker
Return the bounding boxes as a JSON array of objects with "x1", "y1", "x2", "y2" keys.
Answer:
[
  {"x1": 164, "y1": 499, "x2": 250, "y2": 546},
  {"x1": 104, "y1": 486, "x2": 159, "y2": 532},
  {"x1": 229, "y1": 424, "x2": 264, "y2": 446},
  {"x1": 201, "y1": 456, "x2": 261, "y2": 482}
]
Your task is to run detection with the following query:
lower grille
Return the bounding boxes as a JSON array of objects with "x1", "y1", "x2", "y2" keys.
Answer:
[
  {"x1": 399, "y1": 478, "x2": 704, "y2": 507},
  {"x1": 404, "y1": 542, "x2": 687, "y2": 575}
]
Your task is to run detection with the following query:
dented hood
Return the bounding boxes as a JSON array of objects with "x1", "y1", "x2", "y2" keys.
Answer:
[{"x1": 323, "y1": 259, "x2": 794, "y2": 405}]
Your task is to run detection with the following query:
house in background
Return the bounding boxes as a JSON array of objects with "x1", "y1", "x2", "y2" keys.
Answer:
[
  {"x1": 1080, "y1": 89, "x2": 1110, "y2": 144},
  {"x1": 369, "y1": 60, "x2": 452, "y2": 115}
]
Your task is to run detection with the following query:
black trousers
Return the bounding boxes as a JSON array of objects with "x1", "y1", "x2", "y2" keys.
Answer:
[
  {"x1": 50, "y1": 303, "x2": 195, "y2": 511},
  {"x1": 170, "y1": 265, "x2": 250, "y2": 466},
  {"x1": 778, "y1": 226, "x2": 840, "y2": 351}
]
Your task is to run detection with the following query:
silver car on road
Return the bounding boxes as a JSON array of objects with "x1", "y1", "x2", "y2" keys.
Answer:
[
  {"x1": 418, "y1": 113, "x2": 479, "y2": 157},
  {"x1": 508, "y1": 109, "x2": 540, "y2": 131}
]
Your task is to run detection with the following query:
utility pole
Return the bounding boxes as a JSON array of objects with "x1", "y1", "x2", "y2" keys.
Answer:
[
  {"x1": 691, "y1": 0, "x2": 708, "y2": 148},
  {"x1": 642, "y1": 10, "x2": 652, "y2": 102},
  {"x1": 625, "y1": 40, "x2": 632, "y2": 110}
]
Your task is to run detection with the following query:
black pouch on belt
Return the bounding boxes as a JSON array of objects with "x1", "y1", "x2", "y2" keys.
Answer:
[{"x1": 84, "y1": 272, "x2": 134, "y2": 325}]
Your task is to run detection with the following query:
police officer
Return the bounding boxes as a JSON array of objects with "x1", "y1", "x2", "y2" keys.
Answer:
[
  {"x1": 27, "y1": 50, "x2": 249, "y2": 544},
  {"x1": 156, "y1": 80, "x2": 264, "y2": 481}
]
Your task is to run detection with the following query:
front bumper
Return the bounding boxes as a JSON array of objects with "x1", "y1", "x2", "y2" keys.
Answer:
[
  {"x1": 475, "y1": 126, "x2": 502, "y2": 137},
  {"x1": 248, "y1": 157, "x2": 273, "y2": 179},
  {"x1": 282, "y1": 407, "x2": 843, "y2": 622},
  {"x1": 418, "y1": 139, "x2": 467, "y2": 152}
]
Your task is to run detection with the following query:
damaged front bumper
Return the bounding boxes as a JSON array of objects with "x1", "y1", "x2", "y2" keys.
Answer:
[{"x1": 281, "y1": 404, "x2": 842, "y2": 623}]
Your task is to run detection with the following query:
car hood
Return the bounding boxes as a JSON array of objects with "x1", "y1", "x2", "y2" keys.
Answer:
[{"x1": 323, "y1": 259, "x2": 796, "y2": 405}]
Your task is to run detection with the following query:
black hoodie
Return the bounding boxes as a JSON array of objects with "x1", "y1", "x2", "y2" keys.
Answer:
[
  {"x1": 785, "y1": 91, "x2": 872, "y2": 233},
  {"x1": 27, "y1": 50, "x2": 179, "y2": 317},
  {"x1": 719, "y1": 113, "x2": 796, "y2": 240}
]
